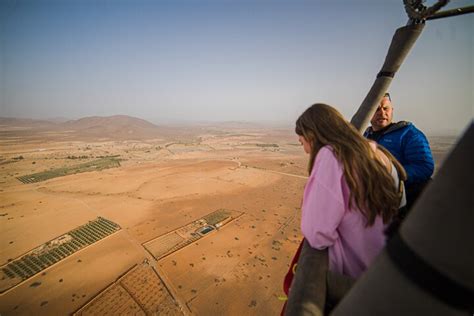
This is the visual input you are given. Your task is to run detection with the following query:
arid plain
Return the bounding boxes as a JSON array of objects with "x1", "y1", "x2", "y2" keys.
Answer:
[{"x1": 0, "y1": 116, "x2": 455, "y2": 315}]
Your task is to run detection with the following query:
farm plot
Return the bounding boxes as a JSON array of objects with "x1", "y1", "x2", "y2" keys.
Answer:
[
  {"x1": 203, "y1": 209, "x2": 232, "y2": 225},
  {"x1": 16, "y1": 156, "x2": 122, "y2": 184},
  {"x1": 144, "y1": 209, "x2": 241, "y2": 260},
  {"x1": 0, "y1": 217, "x2": 120, "y2": 293},
  {"x1": 75, "y1": 262, "x2": 183, "y2": 315}
]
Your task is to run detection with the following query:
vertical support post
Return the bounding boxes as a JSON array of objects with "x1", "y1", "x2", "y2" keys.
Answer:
[{"x1": 350, "y1": 23, "x2": 424, "y2": 132}]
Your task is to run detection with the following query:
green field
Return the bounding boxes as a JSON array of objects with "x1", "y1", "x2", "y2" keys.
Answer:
[
  {"x1": 203, "y1": 209, "x2": 231, "y2": 225},
  {"x1": 0, "y1": 217, "x2": 120, "y2": 293},
  {"x1": 16, "y1": 156, "x2": 122, "y2": 184}
]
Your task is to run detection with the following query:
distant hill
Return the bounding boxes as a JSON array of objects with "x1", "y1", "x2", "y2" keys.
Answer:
[
  {"x1": 45, "y1": 116, "x2": 71, "y2": 123},
  {"x1": 60, "y1": 115, "x2": 163, "y2": 139},
  {"x1": 0, "y1": 115, "x2": 171, "y2": 140},
  {"x1": 63, "y1": 115, "x2": 157, "y2": 130}
]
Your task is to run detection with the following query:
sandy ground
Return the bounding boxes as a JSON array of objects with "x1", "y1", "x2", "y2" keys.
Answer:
[{"x1": 0, "y1": 125, "x2": 456, "y2": 315}]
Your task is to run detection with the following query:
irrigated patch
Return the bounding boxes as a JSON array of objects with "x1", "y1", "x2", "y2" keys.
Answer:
[
  {"x1": 16, "y1": 156, "x2": 122, "y2": 184},
  {"x1": 0, "y1": 217, "x2": 120, "y2": 293}
]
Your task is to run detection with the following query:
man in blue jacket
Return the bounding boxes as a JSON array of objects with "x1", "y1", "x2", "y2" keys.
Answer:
[{"x1": 364, "y1": 93, "x2": 434, "y2": 208}]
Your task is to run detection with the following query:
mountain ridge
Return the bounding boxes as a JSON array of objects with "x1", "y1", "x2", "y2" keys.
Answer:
[{"x1": 0, "y1": 115, "x2": 167, "y2": 140}]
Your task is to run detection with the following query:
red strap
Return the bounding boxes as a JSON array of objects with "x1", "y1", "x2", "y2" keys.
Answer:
[
  {"x1": 284, "y1": 239, "x2": 304, "y2": 294},
  {"x1": 281, "y1": 239, "x2": 304, "y2": 316}
]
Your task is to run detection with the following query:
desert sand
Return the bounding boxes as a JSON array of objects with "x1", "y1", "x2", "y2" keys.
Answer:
[{"x1": 0, "y1": 117, "x2": 455, "y2": 315}]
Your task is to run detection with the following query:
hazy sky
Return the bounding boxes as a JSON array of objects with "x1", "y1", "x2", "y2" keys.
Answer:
[{"x1": 1, "y1": 0, "x2": 472, "y2": 134}]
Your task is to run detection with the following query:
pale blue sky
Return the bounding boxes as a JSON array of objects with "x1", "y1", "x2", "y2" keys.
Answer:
[{"x1": 1, "y1": 0, "x2": 472, "y2": 134}]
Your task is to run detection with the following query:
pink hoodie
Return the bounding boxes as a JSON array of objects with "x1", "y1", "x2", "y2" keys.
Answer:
[{"x1": 301, "y1": 145, "x2": 386, "y2": 278}]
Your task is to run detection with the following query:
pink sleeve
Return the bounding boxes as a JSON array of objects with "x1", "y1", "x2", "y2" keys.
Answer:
[{"x1": 301, "y1": 147, "x2": 346, "y2": 249}]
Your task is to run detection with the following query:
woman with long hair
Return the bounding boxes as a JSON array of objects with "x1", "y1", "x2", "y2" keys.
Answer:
[
  {"x1": 294, "y1": 103, "x2": 405, "y2": 278},
  {"x1": 281, "y1": 104, "x2": 406, "y2": 314}
]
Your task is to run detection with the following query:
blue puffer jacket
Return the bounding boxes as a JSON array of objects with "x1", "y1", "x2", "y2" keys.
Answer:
[{"x1": 364, "y1": 121, "x2": 434, "y2": 185}]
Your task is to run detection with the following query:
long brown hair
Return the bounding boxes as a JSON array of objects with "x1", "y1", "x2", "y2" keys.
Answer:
[
  {"x1": 295, "y1": 103, "x2": 402, "y2": 226},
  {"x1": 376, "y1": 144, "x2": 407, "y2": 183}
]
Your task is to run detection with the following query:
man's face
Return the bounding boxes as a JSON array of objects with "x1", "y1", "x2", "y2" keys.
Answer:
[{"x1": 371, "y1": 97, "x2": 393, "y2": 131}]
